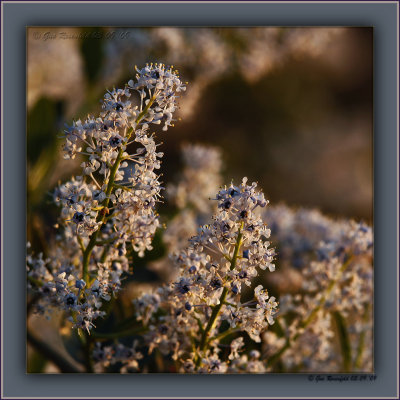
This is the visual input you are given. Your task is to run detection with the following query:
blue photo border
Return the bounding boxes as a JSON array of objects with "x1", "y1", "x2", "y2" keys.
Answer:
[{"x1": 1, "y1": 1, "x2": 398, "y2": 398}]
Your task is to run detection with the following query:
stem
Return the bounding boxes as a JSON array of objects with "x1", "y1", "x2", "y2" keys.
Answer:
[
  {"x1": 112, "y1": 183, "x2": 132, "y2": 192},
  {"x1": 77, "y1": 235, "x2": 85, "y2": 253},
  {"x1": 136, "y1": 94, "x2": 157, "y2": 122},
  {"x1": 354, "y1": 305, "x2": 370, "y2": 370},
  {"x1": 195, "y1": 223, "x2": 244, "y2": 367},
  {"x1": 208, "y1": 327, "x2": 239, "y2": 345},
  {"x1": 84, "y1": 333, "x2": 94, "y2": 373},
  {"x1": 224, "y1": 301, "x2": 237, "y2": 308},
  {"x1": 76, "y1": 94, "x2": 157, "y2": 373},
  {"x1": 81, "y1": 147, "x2": 124, "y2": 282},
  {"x1": 198, "y1": 288, "x2": 228, "y2": 355},
  {"x1": 332, "y1": 311, "x2": 351, "y2": 372},
  {"x1": 80, "y1": 94, "x2": 157, "y2": 282},
  {"x1": 193, "y1": 315, "x2": 204, "y2": 335},
  {"x1": 229, "y1": 223, "x2": 244, "y2": 271}
]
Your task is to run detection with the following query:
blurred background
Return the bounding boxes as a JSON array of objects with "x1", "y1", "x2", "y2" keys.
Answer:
[{"x1": 27, "y1": 26, "x2": 373, "y2": 373}]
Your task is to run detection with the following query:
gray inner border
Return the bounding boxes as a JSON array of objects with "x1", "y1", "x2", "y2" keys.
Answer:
[{"x1": 2, "y1": 1, "x2": 398, "y2": 398}]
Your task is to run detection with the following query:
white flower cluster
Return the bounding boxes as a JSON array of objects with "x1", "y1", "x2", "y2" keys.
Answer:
[
  {"x1": 93, "y1": 341, "x2": 143, "y2": 373},
  {"x1": 60, "y1": 64, "x2": 185, "y2": 251},
  {"x1": 27, "y1": 60, "x2": 373, "y2": 374},
  {"x1": 27, "y1": 64, "x2": 186, "y2": 332},
  {"x1": 27, "y1": 245, "x2": 109, "y2": 330},
  {"x1": 262, "y1": 211, "x2": 373, "y2": 372},
  {"x1": 264, "y1": 205, "x2": 355, "y2": 269},
  {"x1": 133, "y1": 178, "x2": 278, "y2": 372}
]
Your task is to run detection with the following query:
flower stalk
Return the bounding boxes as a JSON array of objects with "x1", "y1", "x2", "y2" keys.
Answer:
[{"x1": 197, "y1": 223, "x2": 244, "y2": 358}]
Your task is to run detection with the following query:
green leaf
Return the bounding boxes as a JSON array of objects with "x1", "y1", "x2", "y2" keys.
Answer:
[{"x1": 332, "y1": 311, "x2": 352, "y2": 372}]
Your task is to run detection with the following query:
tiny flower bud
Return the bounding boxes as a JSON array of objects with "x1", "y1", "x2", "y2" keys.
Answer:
[{"x1": 75, "y1": 279, "x2": 86, "y2": 289}]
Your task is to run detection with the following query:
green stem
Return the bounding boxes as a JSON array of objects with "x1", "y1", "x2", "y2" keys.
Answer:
[
  {"x1": 198, "y1": 288, "x2": 228, "y2": 355},
  {"x1": 112, "y1": 183, "x2": 132, "y2": 191},
  {"x1": 195, "y1": 224, "x2": 244, "y2": 367},
  {"x1": 354, "y1": 305, "x2": 370, "y2": 370},
  {"x1": 193, "y1": 315, "x2": 205, "y2": 335},
  {"x1": 230, "y1": 223, "x2": 244, "y2": 271},
  {"x1": 80, "y1": 95, "x2": 157, "y2": 282},
  {"x1": 354, "y1": 332, "x2": 366, "y2": 370},
  {"x1": 77, "y1": 94, "x2": 157, "y2": 373},
  {"x1": 208, "y1": 327, "x2": 239, "y2": 345},
  {"x1": 81, "y1": 147, "x2": 124, "y2": 282},
  {"x1": 332, "y1": 311, "x2": 351, "y2": 372},
  {"x1": 136, "y1": 94, "x2": 157, "y2": 122},
  {"x1": 77, "y1": 235, "x2": 85, "y2": 253},
  {"x1": 223, "y1": 301, "x2": 237, "y2": 308}
]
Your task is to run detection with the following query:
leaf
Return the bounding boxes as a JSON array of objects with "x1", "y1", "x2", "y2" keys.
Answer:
[{"x1": 332, "y1": 311, "x2": 352, "y2": 372}]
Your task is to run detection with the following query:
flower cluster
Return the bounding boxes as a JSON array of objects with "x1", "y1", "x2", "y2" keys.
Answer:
[
  {"x1": 262, "y1": 209, "x2": 373, "y2": 372},
  {"x1": 27, "y1": 64, "x2": 186, "y2": 332},
  {"x1": 27, "y1": 62, "x2": 373, "y2": 375},
  {"x1": 264, "y1": 204, "x2": 355, "y2": 270},
  {"x1": 133, "y1": 178, "x2": 278, "y2": 372},
  {"x1": 93, "y1": 341, "x2": 143, "y2": 373}
]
